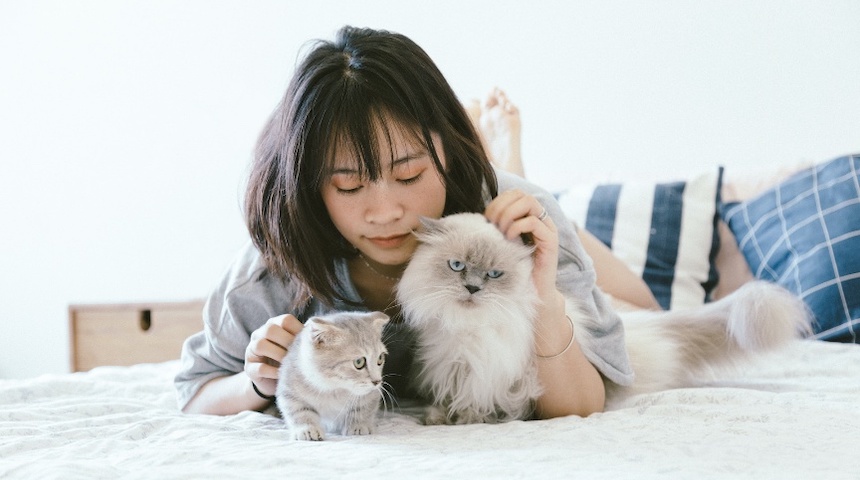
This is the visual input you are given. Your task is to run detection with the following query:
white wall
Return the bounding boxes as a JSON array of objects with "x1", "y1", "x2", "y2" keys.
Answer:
[{"x1": 1, "y1": 1, "x2": 858, "y2": 379}]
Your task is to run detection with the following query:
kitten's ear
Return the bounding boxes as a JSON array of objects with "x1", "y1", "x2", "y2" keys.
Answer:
[
  {"x1": 307, "y1": 317, "x2": 344, "y2": 346},
  {"x1": 367, "y1": 311, "x2": 390, "y2": 331}
]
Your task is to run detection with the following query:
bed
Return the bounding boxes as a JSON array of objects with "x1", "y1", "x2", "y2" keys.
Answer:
[
  {"x1": 2, "y1": 155, "x2": 858, "y2": 479},
  {"x1": 2, "y1": 341, "x2": 858, "y2": 479}
]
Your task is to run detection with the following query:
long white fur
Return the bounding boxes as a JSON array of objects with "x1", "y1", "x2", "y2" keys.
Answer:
[
  {"x1": 604, "y1": 280, "x2": 812, "y2": 405},
  {"x1": 396, "y1": 213, "x2": 542, "y2": 423},
  {"x1": 398, "y1": 213, "x2": 813, "y2": 423}
]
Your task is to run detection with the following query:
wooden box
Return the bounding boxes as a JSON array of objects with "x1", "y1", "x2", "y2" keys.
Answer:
[{"x1": 69, "y1": 300, "x2": 205, "y2": 372}]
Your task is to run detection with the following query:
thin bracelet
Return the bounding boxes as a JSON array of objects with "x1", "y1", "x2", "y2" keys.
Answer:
[
  {"x1": 251, "y1": 381, "x2": 276, "y2": 401},
  {"x1": 536, "y1": 315, "x2": 576, "y2": 359}
]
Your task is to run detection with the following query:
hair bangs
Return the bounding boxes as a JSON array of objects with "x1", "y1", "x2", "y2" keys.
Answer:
[
  {"x1": 320, "y1": 102, "x2": 433, "y2": 187},
  {"x1": 246, "y1": 26, "x2": 497, "y2": 306}
]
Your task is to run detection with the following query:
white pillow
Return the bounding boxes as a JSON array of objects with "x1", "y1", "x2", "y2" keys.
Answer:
[{"x1": 557, "y1": 169, "x2": 723, "y2": 310}]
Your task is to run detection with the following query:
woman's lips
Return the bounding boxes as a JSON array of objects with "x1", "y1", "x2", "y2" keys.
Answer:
[{"x1": 367, "y1": 233, "x2": 410, "y2": 249}]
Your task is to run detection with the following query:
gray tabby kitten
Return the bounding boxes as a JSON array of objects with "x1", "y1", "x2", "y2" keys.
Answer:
[
  {"x1": 275, "y1": 311, "x2": 389, "y2": 441},
  {"x1": 396, "y1": 212, "x2": 811, "y2": 424}
]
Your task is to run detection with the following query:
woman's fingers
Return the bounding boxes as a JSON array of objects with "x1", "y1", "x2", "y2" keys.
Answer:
[
  {"x1": 485, "y1": 190, "x2": 560, "y2": 298},
  {"x1": 246, "y1": 314, "x2": 303, "y2": 372},
  {"x1": 485, "y1": 189, "x2": 555, "y2": 240},
  {"x1": 244, "y1": 357, "x2": 281, "y2": 381}
]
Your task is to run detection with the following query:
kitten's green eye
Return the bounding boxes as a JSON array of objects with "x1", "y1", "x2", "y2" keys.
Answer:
[
  {"x1": 377, "y1": 353, "x2": 386, "y2": 366},
  {"x1": 487, "y1": 269, "x2": 504, "y2": 279},
  {"x1": 354, "y1": 357, "x2": 366, "y2": 370},
  {"x1": 448, "y1": 259, "x2": 466, "y2": 272}
]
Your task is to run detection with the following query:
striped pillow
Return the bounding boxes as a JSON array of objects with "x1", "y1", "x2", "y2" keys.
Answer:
[
  {"x1": 557, "y1": 169, "x2": 723, "y2": 310},
  {"x1": 722, "y1": 155, "x2": 860, "y2": 343}
]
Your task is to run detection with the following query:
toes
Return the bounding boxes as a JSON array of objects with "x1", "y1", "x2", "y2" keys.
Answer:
[
  {"x1": 292, "y1": 427, "x2": 325, "y2": 441},
  {"x1": 464, "y1": 99, "x2": 481, "y2": 125},
  {"x1": 496, "y1": 90, "x2": 517, "y2": 114},
  {"x1": 484, "y1": 87, "x2": 500, "y2": 109},
  {"x1": 483, "y1": 88, "x2": 518, "y2": 117}
]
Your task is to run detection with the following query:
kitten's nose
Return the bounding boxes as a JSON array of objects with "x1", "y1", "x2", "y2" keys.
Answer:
[{"x1": 465, "y1": 285, "x2": 481, "y2": 294}]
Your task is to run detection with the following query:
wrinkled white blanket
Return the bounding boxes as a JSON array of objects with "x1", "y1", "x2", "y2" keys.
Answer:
[{"x1": 1, "y1": 341, "x2": 858, "y2": 480}]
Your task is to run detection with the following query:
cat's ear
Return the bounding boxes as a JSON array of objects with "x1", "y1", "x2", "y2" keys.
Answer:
[
  {"x1": 414, "y1": 216, "x2": 444, "y2": 243},
  {"x1": 308, "y1": 317, "x2": 344, "y2": 346},
  {"x1": 417, "y1": 216, "x2": 443, "y2": 233},
  {"x1": 367, "y1": 311, "x2": 390, "y2": 331}
]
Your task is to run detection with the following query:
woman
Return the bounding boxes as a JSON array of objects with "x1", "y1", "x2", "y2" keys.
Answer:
[{"x1": 175, "y1": 26, "x2": 640, "y2": 419}]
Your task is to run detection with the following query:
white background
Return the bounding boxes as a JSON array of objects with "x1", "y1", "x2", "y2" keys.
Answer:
[{"x1": 2, "y1": 1, "x2": 858, "y2": 379}]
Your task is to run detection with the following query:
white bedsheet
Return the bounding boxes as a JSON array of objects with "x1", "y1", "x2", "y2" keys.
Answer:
[{"x1": 1, "y1": 341, "x2": 858, "y2": 480}]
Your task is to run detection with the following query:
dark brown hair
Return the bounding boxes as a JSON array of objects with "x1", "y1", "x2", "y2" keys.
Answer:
[{"x1": 245, "y1": 26, "x2": 497, "y2": 306}]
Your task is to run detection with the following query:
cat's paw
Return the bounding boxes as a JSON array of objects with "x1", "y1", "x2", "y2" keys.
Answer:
[
  {"x1": 454, "y1": 409, "x2": 492, "y2": 425},
  {"x1": 423, "y1": 405, "x2": 452, "y2": 425},
  {"x1": 346, "y1": 422, "x2": 374, "y2": 436},
  {"x1": 291, "y1": 426, "x2": 325, "y2": 441}
]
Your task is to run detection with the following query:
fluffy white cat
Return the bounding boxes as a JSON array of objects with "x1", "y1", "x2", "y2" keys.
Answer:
[{"x1": 396, "y1": 213, "x2": 811, "y2": 424}]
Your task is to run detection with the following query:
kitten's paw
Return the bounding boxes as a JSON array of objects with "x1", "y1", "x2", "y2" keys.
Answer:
[
  {"x1": 346, "y1": 423, "x2": 374, "y2": 436},
  {"x1": 291, "y1": 426, "x2": 325, "y2": 441}
]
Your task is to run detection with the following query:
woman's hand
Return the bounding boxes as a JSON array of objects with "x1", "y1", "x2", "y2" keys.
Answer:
[
  {"x1": 483, "y1": 189, "x2": 560, "y2": 304},
  {"x1": 244, "y1": 314, "x2": 304, "y2": 397},
  {"x1": 486, "y1": 190, "x2": 605, "y2": 418}
]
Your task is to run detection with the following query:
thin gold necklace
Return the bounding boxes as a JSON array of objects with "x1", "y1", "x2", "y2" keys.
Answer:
[{"x1": 358, "y1": 254, "x2": 400, "y2": 281}]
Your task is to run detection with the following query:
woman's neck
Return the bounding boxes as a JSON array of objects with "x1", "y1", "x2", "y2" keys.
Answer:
[
  {"x1": 358, "y1": 253, "x2": 405, "y2": 280},
  {"x1": 348, "y1": 256, "x2": 402, "y2": 316}
]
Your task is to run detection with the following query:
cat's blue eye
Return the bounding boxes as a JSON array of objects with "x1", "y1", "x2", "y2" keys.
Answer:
[
  {"x1": 354, "y1": 357, "x2": 366, "y2": 370},
  {"x1": 448, "y1": 259, "x2": 466, "y2": 272},
  {"x1": 377, "y1": 353, "x2": 386, "y2": 366},
  {"x1": 487, "y1": 270, "x2": 504, "y2": 279}
]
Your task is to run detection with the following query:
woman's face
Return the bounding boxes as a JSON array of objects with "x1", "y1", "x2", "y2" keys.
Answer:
[{"x1": 321, "y1": 124, "x2": 447, "y2": 267}]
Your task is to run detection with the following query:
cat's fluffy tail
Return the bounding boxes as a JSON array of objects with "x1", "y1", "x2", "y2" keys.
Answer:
[{"x1": 609, "y1": 281, "x2": 812, "y2": 401}]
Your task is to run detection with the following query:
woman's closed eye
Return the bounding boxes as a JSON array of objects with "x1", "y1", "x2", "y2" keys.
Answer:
[
  {"x1": 336, "y1": 185, "x2": 363, "y2": 195},
  {"x1": 397, "y1": 172, "x2": 422, "y2": 185},
  {"x1": 335, "y1": 174, "x2": 419, "y2": 194},
  {"x1": 331, "y1": 174, "x2": 364, "y2": 195}
]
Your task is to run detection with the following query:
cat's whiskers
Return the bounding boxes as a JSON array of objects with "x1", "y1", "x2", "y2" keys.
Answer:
[
  {"x1": 329, "y1": 394, "x2": 349, "y2": 426},
  {"x1": 276, "y1": 311, "x2": 389, "y2": 440},
  {"x1": 400, "y1": 285, "x2": 458, "y2": 306},
  {"x1": 379, "y1": 381, "x2": 398, "y2": 414},
  {"x1": 394, "y1": 213, "x2": 545, "y2": 424}
]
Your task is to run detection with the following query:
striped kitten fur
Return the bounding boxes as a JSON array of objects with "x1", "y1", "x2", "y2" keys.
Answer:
[{"x1": 275, "y1": 311, "x2": 389, "y2": 441}]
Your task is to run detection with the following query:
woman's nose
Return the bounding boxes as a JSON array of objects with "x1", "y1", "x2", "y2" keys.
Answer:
[{"x1": 364, "y1": 183, "x2": 404, "y2": 224}]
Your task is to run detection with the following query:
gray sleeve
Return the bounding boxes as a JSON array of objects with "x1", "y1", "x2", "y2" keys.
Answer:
[
  {"x1": 173, "y1": 243, "x2": 298, "y2": 409},
  {"x1": 496, "y1": 171, "x2": 634, "y2": 387},
  {"x1": 552, "y1": 197, "x2": 634, "y2": 387}
]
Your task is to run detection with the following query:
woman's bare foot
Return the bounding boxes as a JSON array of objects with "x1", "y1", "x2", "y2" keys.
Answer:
[{"x1": 469, "y1": 88, "x2": 524, "y2": 177}]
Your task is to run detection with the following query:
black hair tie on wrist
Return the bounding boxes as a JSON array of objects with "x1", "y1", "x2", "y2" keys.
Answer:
[{"x1": 251, "y1": 381, "x2": 276, "y2": 401}]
